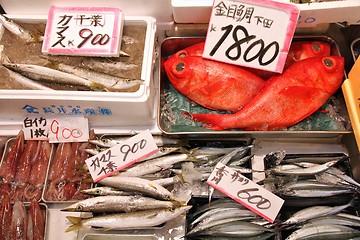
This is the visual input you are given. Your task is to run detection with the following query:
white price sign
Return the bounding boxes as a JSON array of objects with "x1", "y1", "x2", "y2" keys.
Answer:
[
  {"x1": 207, "y1": 162, "x2": 284, "y2": 223},
  {"x1": 42, "y1": 6, "x2": 124, "y2": 57},
  {"x1": 48, "y1": 116, "x2": 89, "y2": 143},
  {"x1": 85, "y1": 130, "x2": 159, "y2": 182},
  {"x1": 203, "y1": 0, "x2": 299, "y2": 73}
]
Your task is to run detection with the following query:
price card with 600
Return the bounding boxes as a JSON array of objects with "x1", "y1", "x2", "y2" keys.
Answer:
[{"x1": 203, "y1": 0, "x2": 300, "y2": 73}]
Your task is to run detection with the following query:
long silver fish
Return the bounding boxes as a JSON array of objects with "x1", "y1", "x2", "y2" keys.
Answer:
[
  {"x1": 61, "y1": 195, "x2": 180, "y2": 213},
  {"x1": 81, "y1": 58, "x2": 139, "y2": 72},
  {"x1": 45, "y1": 60, "x2": 144, "y2": 91},
  {"x1": 3, "y1": 62, "x2": 107, "y2": 90},
  {"x1": 301, "y1": 215, "x2": 360, "y2": 228},
  {"x1": 0, "y1": 14, "x2": 40, "y2": 43},
  {"x1": 282, "y1": 199, "x2": 354, "y2": 225},
  {"x1": 270, "y1": 160, "x2": 339, "y2": 176},
  {"x1": 117, "y1": 153, "x2": 193, "y2": 177},
  {"x1": 66, "y1": 205, "x2": 192, "y2": 232},
  {"x1": 285, "y1": 224, "x2": 360, "y2": 240},
  {"x1": 5, "y1": 68, "x2": 55, "y2": 90},
  {"x1": 81, "y1": 186, "x2": 140, "y2": 196},
  {"x1": 98, "y1": 176, "x2": 176, "y2": 201}
]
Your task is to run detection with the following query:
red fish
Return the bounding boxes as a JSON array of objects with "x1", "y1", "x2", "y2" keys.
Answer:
[
  {"x1": 168, "y1": 41, "x2": 331, "y2": 79},
  {"x1": 189, "y1": 56, "x2": 344, "y2": 130},
  {"x1": 164, "y1": 56, "x2": 265, "y2": 112}
]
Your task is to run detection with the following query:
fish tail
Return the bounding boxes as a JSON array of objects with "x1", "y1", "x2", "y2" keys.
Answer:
[
  {"x1": 185, "y1": 112, "x2": 227, "y2": 130},
  {"x1": 65, "y1": 216, "x2": 83, "y2": 232}
]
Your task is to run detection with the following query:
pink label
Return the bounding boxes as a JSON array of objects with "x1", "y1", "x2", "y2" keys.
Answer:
[
  {"x1": 207, "y1": 162, "x2": 284, "y2": 223},
  {"x1": 85, "y1": 130, "x2": 159, "y2": 182},
  {"x1": 203, "y1": 0, "x2": 300, "y2": 73},
  {"x1": 42, "y1": 6, "x2": 124, "y2": 57}
]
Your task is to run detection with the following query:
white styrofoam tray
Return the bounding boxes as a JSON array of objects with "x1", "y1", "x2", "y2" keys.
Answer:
[{"x1": 0, "y1": 15, "x2": 157, "y2": 134}]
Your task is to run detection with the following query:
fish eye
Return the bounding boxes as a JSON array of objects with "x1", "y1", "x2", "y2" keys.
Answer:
[
  {"x1": 76, "y1": 205, "x2": 83, "y2": 211},
  {"x1": 95, "y1": 189, "x2": 101, "y2": 195},
  {"x1": 175, "y1": 62, "x2": 185, "y2": 72},
  {"x1": 323, "y1": 58, "x2": 334, "y2": 67},
  {"x1": 312, "y1": 43, "x2": 321, "y2": 52}
]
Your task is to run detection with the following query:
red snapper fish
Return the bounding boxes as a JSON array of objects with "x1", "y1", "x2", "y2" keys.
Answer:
[
  {"x1": 164, "y1": 56, "x2": 265, "y2": 112},
  {"x1": 168, "y1": 41, "x2": 331, "y2": 79},
  {"x1": 189, "y1": 56, "x2": 344, "y2": 130}
]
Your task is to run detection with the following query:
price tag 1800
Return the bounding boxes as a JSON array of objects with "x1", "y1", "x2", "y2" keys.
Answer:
[
  {"x1": 85, "y1": 130, "x2": 159, "y2": 182},
  {"x1": 203, "y1": 0, "x2": 299, "y2": 73},
  {"x1": 207, "y1": 162, "x2": 284, "y2": 223}
]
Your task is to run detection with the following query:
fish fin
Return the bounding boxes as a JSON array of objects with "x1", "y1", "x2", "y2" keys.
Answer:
[
  {"x1": 65, "y1": 216, "x2": 83, "y2": 232},
  {"x1": 184, "y1": 112, "x2": 227, "y2": 130}
]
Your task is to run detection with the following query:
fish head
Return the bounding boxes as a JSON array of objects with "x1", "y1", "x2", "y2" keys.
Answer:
[
  {"x1": 164, "y1": 56, "x2": 208, "y2": 95},
  {"x1": 61, "y1": 202, "x2": 85, "y2": 212},
  {"x1": 319, "y1": 56, "x2": 345, "y2": 94},
  {"x1": 288, "y1": 41, "x2": 331, "y2": 62},
  {"x1": 172, "y1": 42, "x2": 205, "y2": 59}
]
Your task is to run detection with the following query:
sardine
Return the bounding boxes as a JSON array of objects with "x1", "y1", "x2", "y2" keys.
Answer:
[
  {"x1": 99, "y1": 176, "x2": 176, "y2": 201},
  {"x1": 66, "y1": 205, "x2": 192, "y2": 231},
  {"x1": 61, "y1": 195, "x2": 181, "y2": 213},
  {"x1": 6, "y1": 68, "x2": 55, "y2": 90},
  {"x1": 0, "y1": 14, "x2": 39, "y2": 43},
  {"x1": 3, "y1": 62, "x2": 108, "y2": 90},
  {"x1": 45, "y1": 60, "x2": 144, "y2": 91},
  {"x1": 282, "y1": 199, "x2": 354, "y2": 225}
]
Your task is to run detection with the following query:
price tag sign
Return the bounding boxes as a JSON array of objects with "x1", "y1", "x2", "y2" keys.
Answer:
[
  {"x1": 22, "y1": 116, "x2": 49, "y2": 140},
  {"x1": 42, "y1": 6, "x2": 124, "y2": 57},
  {"x1": 48, "y1": 116, "x2": 89, "y2": 143},
  {"x1": 203, "y1": 0, "x2": 299, "y2": 73},
  {"x1": 207, "y1": 162, "x2": 284, "y2": 223},
  {"x1": 85, "y1": 130, "x2": 159, "y2": 182}
]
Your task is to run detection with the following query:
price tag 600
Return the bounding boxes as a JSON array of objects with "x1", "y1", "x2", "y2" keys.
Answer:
[
  {"x1": 203, "y1": 0, "x2": 299, "y2": 73},
  {"x1": 207, "y1": 162, "x2": 284, "y2": 223},
  {"x1": 86, "y1": 130, "x2": 159, "y2": 182}
]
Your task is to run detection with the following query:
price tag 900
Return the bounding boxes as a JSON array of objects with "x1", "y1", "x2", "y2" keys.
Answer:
[
  {"x1": 207, "y1": 162, "x2": 284, "y2": 223},
  {"x1": 86, "y1": 130, "x2": 159, "y2": 182},
  {"x1": 203, "y1": 0, "x2": 299, "y2": 73}
]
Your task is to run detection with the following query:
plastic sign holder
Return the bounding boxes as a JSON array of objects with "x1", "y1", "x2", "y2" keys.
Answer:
[
  {"x1": 342, "y1": 57, "x2": 360, "y2": 151},
  {"x1": 42, "y1": 6, "x2": 124, "y2": 57},
  {"x1": 203, "y1": 0, "x2": 299, "y2": 73}
]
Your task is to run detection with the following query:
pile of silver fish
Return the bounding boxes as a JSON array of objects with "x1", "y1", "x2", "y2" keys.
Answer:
[
  {"x1": 0, "y1": 130, "x2": 51, "y2": 202},
  {"x1": 0, "y1": 14, "x2": 143, "y2": 92},
  {"x1": 0, "y1": 195, "x2": 45, "y2": 240},
  {"x1": 187, "y1": 198, "x2": 277, "y2": 239}
]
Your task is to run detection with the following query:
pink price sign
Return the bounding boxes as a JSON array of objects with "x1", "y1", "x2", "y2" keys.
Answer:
[
  {"x1": 42, "y1": 6, "x2": 124, "y2": 57},
  {"x1": 203, "y1": 0, "x2": 300, "y2": 73}
]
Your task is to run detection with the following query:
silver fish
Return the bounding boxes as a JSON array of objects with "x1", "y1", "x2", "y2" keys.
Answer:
[
  {"x1": 285, "y1": 224, "x2": 360, "y2": 240},
  {"x1": 81, "y1": 186, "x2": 140, "y2": 196},
  {"x1": 66, "y1": 205, "x2": 192, "y2": 232},
  {"x1": 282, "y1": 200, "x2": 354, "y2": 225},
  {"x1": 5, "y1": 68, "x2": 55, "y2": 90},
  {"x1": 61, "y1": 195, "x2": 180, "y2": 213},
  {"x1": 81, "y1": 58, "x2": 139, "y2": 72},
  {"x1": 301, "y1": 215, "x2": 360, "y2": 228},
  {"x1": 117, "y1": 153, "x2": 192, "y2": 177},
  {"x1": 98, "y1": 176, "x2": 176, "y2": 201},
  {"x1": 278, "y1": 187, "x2": 353, "y2": 198},
  {"x1": 0, "y1": 14, "x2": 39, "y2": 42},
  {"x1": 271, "y1": 160, "x2": 339, "y2": 176},
  {"x1": 46, "y1": 60, "x2": 144, "y2": 91},
  {"x1": 3, "y1": 62, "x2": 107, "y2": 90}
]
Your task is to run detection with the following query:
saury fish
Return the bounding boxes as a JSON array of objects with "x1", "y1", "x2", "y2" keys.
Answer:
[
  {"x1": 164, "y1": 56, "x2": 265, "y2": 112},
  {"x1": 189, "y1": 56, "x2": 344, "y2": 130},
  {"x1": 0, "y1": 14, "x2": 40, "y2": 43}
]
